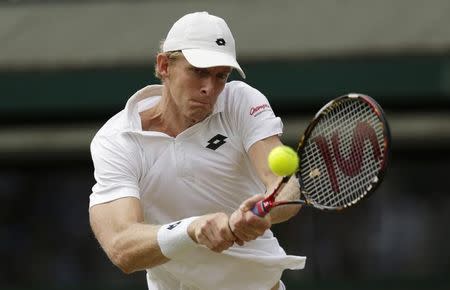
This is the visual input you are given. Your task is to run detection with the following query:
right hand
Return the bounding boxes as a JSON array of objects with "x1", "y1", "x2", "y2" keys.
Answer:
[
  {"x1": 228, "y1": 194, "x2": 272, "y2": 243},
  {"x1": 187, "y1": 213, "x2": 238, "y2": 253}
]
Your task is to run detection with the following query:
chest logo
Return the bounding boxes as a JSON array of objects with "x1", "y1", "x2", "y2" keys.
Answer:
[{"x1": 206, "y1": 134, "x2": 228, "y2": 150}]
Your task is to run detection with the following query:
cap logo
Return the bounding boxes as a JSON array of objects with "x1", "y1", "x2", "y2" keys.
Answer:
[{"x1": 216, "y1": 38, "x2": 226, "y2": 46}]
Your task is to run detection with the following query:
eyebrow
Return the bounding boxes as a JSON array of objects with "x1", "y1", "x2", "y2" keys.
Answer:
[{"x1": 188, "y1": 66, "x2": 232, "y2": 74}]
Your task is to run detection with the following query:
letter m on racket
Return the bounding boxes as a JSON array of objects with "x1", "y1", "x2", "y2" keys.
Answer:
[{"x1": 313, "y1": 121, "x2": 382, "y2": 193}]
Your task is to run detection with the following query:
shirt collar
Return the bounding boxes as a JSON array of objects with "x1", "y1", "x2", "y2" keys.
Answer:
[{"x1": 123, "y1": 84, "x2": 226, "y2": 132}]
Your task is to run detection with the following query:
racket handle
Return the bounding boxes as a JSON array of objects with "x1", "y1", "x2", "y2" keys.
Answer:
[
  {"x1": 252, "y1": 176, "x2": 289, "y2": 217},
  {"x1": 251, "y1": 200, "x2": 270, "y2": 217}
]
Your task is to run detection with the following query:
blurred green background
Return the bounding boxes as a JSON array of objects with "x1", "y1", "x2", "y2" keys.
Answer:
[{"x1": 1, "y1": 0, "x2": 450, "y2": 289}]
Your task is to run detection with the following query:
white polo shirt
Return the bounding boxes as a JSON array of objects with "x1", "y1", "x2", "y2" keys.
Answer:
[{"x1": 89, "y1": 81, "x2": 306, "y2": 290}]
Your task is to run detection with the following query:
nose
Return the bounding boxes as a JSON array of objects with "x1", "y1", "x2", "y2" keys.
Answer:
[{"x1": 200, "y1": 77, "x2": 214, "y2": 97}]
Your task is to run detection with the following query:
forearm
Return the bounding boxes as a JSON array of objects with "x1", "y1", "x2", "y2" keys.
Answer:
[
  {"x1": 102, "y1": 223, "x2": 168, "y2": 273},
  {"x1": 247, "y1": 136, "x2": 302, "y2": 224},
  {"x1": 270, "y1": 175, "x2": 301, "y2": 224}
]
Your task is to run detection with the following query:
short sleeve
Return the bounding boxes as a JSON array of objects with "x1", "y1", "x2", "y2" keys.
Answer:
[
  {"x1": 89, "y1": 133, "x2": 141, "y2": 208},
  {"x1": 227, "y1": 82, "x2": 283, "y2": 151}
]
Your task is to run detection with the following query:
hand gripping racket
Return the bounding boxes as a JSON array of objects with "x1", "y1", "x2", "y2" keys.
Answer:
[{"x1": 252, "y1": 93, "x2": 391, "y2": 216}]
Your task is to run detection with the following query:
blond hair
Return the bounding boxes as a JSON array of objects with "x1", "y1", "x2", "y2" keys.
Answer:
[{"x1": 154, "y1": 39, "x2": 184, "y2": 81}]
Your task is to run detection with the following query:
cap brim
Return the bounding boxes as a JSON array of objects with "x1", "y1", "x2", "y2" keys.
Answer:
[{"x1": 182, "y1": 49, "x2": 246, "y2": 79}]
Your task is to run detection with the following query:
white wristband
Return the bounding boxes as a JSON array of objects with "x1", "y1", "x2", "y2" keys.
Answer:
[{"x1": 157, "y1": 216, "x2": 199, "y2": 259}]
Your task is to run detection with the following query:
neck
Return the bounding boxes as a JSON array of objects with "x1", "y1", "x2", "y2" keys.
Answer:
[{"x1": 140, "y1": 86, "x2": 195, "y2": 137}]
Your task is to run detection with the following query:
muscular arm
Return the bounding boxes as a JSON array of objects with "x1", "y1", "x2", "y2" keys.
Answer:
[
  {"x1": 248, "y1": 135, "x2": 302, "y2": 224},
  {"x1": 89, "y1": 197, "x2": 168, "y2": 273},
  {"x1": 90, "y1": 197, "x2": 240, "y2": 273}
]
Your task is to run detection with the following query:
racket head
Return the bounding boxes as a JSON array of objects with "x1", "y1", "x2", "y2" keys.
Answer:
[{"x1": 296, "y1": 93, "x2": 391, "y2": 211}]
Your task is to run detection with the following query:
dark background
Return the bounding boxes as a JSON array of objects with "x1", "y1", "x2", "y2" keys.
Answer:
[
  {"x1": 2, "y1": 57, "x2": 450, "y2": 290},
  {"x1": 1, "y1": 1, "x2": 450, "y2": 290}
]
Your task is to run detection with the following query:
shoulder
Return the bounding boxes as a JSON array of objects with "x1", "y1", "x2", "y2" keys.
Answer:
[
  {"x1": 218, "y1": 81, "x2": 266, "y2": 108},
  {"x1": 223, "y1": 80, "x2": 262, "y2": 98},
  {"x1": 218, "y1": 81, "x2": 271, "y2": 114},
  {"x1": 94, "y1": 84, "x2": 163, "y2": 138},
  {"x1": 96, "y1": 111, "x2": 127, "y2": 136},
  {"x1": 91, "y1": 111, "x2": 139, "y2": 156}
]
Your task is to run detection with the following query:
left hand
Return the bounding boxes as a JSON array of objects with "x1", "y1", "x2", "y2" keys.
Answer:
[
  {"x1": 188, "y1": 212, "x2": 237, "y2": 253},
  {"x1": 228, "y1": 194, "x2": 272, "y2": 245}
]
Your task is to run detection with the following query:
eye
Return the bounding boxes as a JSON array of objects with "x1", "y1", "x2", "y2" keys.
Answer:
[
  {"x1": 217, "y1": 73, "x2": 229, "y2": 80},
  {"x1": 191, "y1": 67, "x2": 208, "y2": 77}
]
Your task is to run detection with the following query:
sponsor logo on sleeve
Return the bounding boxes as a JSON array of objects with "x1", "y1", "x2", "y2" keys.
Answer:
[{"x1": 249, "y1": 103, "x2": 271, "y2": 117}]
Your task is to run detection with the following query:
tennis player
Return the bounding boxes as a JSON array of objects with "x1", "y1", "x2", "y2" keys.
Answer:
[{"x1": 89, "y1": 11, "x2": 306, "y2": 290}]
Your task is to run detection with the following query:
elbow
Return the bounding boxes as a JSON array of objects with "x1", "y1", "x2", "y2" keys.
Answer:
[
  {"x1": 116, "y1": 261, "x2": 135, "y2": 275},
  {"x1": 110, "y1": 248, "x2": 135, "y2": 274},
  {"x1": 108, "y1": 239, "x2": 136, "y2": 274}
]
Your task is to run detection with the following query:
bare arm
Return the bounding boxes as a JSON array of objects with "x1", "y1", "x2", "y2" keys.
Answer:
[
  {"x1": 247, "y1": 135, "x2": 302, "y2": 224},
  {"x1": 90, "y1": 197, "x2": 239, "y2": 273},
  {"x1": 89, "y1": 197, "x2": 168, "y2": 273},
  {"x1": 228, "y1": 135, "x2": 301, "y2": 242}
]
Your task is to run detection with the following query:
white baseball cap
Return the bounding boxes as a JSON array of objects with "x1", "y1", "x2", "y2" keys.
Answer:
[{"x1": 163, "y1": 12, "x2": 246, "y2": 78}]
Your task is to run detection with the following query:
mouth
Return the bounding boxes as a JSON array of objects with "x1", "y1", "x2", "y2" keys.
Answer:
[{"x1": 190, "y1": 99, "x2": 210, "y2": 106}]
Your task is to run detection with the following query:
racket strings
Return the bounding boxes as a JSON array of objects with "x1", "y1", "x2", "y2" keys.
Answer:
[
  {"x1": 300, "y1": 99, "x2": 386, "y2": 209},
  {"x1": 328, "y1": 103, "x2": 383, "y2": 205}
]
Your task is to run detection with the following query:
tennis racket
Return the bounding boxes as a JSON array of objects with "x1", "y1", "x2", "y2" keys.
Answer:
[{"x1": 252, "y1": 93, "x2": 391, "y2": 216}]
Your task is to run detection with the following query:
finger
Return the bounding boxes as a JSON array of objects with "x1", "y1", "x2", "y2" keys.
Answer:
[
  {"x1": 197, "y1": 226, "x2": 215, "y2": 249},
  {"x1": 227, "y1": 218, "x2": 243, "y2": 243},
  {"x1": 208, "y1": 227, "x2": 233, "y2": 252},
  {"x1": 204, "y1": 219, "x2": 236, "y2": 252},
  {"x1": 230, "y1": 213, "x2": 269, "y2": 241},
  {"x1": 214, "y1": 239, "x2": 234, "y2": 253},
  {"x1": 232, "y1": 229, "x2": 254, "y2": 242},
  {"x1": 222, "y1": 222, "x2": 237, "y2": 242},
  {"x1": 241, "y1": 227, "x2": 263, "y2": 240},
  {"x1": 239, "y1": 217, "x2": 271, "y2": 240},
  {"x1": 239, "y1": 194, "x2": 266, "y2": 212},
  {"x1": 247, "y1": 213, "x2": 272, "y2": 229},
  {"x1": 235, "y1": 238, "x2": 244, "y2": 246}
]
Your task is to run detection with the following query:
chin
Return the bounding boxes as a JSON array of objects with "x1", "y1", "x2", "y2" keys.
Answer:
[
  {"x1": 189, "y1": 111, "x2": 211, "y2": 123},
  {"x1": 191, "y1": 115, "x2": 207, "y2": 123}
]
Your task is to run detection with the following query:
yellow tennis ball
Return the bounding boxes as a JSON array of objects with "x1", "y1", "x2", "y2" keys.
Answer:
[{"x1": 268, "y1": 145, "x2": 299, "y2": 176}]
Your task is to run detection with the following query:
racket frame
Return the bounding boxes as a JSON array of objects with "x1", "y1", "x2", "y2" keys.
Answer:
[
  {"x1": 251, "y1": 93, "x2": 391, "y2": 216},
  {"x1": 296, "y1": 93, "x2": 391, "y2": 211}
]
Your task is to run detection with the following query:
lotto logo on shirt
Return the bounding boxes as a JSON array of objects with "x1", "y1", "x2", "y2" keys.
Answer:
[{"x1": 249, "y1": 103, "x2": 271, "y2": 117}]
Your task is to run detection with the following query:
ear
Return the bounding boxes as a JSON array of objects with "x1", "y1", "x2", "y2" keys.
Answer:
[{"x1": 156, "y1": 53, "x2": 170, "y2": 79}]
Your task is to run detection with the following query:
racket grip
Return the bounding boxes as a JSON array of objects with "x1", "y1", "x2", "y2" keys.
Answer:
[{"x1": 251, "y1": 201, "x2": 269, "y2": 217}]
